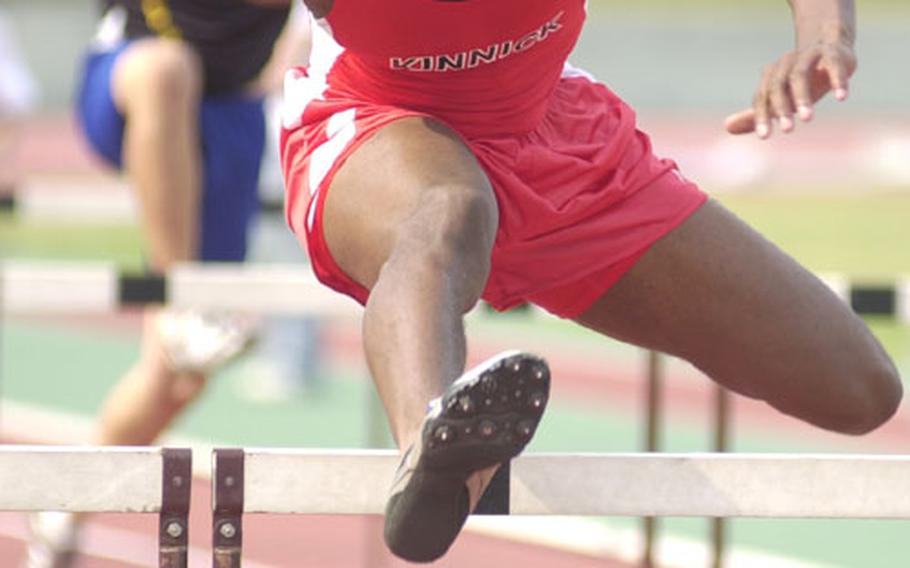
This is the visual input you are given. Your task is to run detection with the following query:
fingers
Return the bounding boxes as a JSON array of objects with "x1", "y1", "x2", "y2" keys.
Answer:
[
  {"x1": 768, "y1": 53, "x2": 797, "y2": 133},
  {"x1": 724, "y1": 109, "x2": 756, "y2": 135},
  {"x1": 788, "y1": 52, "x2": 816, "y2": 121},
  {"x1": 817, "y1": 44, "x2": 856, "y2": 101},
  {"x1": 743, "y1": 61, "x2": 789, "y2": 139},
  {"x1": 751, "y1": 64, "x2": 774, "y2": 138},
  {"x1": 733, "y1": 42, "x2": 856, "y2": 139}
]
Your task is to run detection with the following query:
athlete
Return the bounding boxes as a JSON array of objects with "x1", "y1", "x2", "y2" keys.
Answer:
[
  {"x1": 281, "y1": 0, "x2": 902, "y2": 563},
  {"x1": 25, "y1": 2, "x2": 306, "y2": 566}
]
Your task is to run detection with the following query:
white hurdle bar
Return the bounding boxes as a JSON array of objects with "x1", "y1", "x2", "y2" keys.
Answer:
[
  {"x1": 2, "y1": 260, "x2": 909, "y2": 323},
  {"x1": 0, "y1": 260, "x2": 360, "y2": 317},
  {"x1": 0, "y1": 446, "x2": 192, "y2": 568},
  {"x1": 227, "y1": 449, "x2": 910, "y2": 518},
  {"x1": 211, "y1": 448, "x2": 910, "y2": 566},
  {"x1": 0, "y1": 183, "x2": 284, "y2": 222}
]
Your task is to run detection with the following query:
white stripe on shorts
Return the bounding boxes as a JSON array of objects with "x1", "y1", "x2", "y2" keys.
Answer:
[
  {"x1": 280, "y1": 13, "x2": 344, "y2": 130},
  {"x1": 561, "y1": 61, "x2": 597, "y2": 82},
  {"x1": 306, "y1": 108, "x2": 358, "y2": 232}
]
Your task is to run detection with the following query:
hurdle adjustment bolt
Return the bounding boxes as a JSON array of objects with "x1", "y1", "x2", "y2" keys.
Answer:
[
  {"x1": 220, "y1": 522, "x2": 237, "y2": 539},
  {"x1": 165, "y1": 521, "x2": 184, "y2": 538}
]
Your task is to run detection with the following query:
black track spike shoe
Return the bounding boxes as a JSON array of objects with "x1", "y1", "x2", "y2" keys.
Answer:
[{"x1": 383, "y1": 350, "x2": 551, "y2": 562}]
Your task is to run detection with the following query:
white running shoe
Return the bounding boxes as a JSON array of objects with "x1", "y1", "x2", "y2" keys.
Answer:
[
  {"x1": 23, "y1": 512, "x2": 77, "y2": 568},
  {"x1": 156, "y1": 309, "x2": 259, "y2": 374}
]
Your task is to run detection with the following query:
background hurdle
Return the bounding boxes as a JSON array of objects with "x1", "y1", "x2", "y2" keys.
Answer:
[
  {"x1": 0, "y1": 261, "x2": 361, "y2": 317},
  {"x1": 0, "y1": 184, "x2": 285, "y2": 223},
  {"x1": 0, "y1": 446, "x2": 191, "y2": 567},
  {"x1": 2, "y1": 260, "x2": 908, "y2": 322}
]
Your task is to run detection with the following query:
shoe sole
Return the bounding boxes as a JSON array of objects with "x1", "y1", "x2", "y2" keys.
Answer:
[
  {"x1": 421, "y1": 350, "x2": 551, "y2": 473},
  {"x1": 384, "y1": 351, "x2": 551, "y2": 562}
]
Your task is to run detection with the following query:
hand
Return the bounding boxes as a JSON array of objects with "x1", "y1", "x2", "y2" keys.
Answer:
[{"x1": 725, "y1": 39, "x2": 856, "y2": 139}]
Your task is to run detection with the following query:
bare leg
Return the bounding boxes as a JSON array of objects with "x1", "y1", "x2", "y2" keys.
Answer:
[
  {"x1": 93, "y1": 310, "x2": 206, "y2": 446},
  {"x1": 95, "y1": 39, "x2": 208, "y2": 446},
  {"x1": 111, "y1": 39, "x2": 202, "y2": 268},
  {"x1": 576, "y1": 199, "x2": 902, "y2": 435},
  {"x1": 324, "y1": 118, "x2": 498, "y2": 450},
  {"x1": 320, "y1": 118, "x2": 543, "y2": 560}
]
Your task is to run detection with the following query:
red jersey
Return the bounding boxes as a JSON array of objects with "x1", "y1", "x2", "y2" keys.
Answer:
[{"x1": 316, "y1": 0, "x2": 586, "y2": 137}]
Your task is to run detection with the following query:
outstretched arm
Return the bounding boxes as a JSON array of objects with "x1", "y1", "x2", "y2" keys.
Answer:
[{"x1": 725, "y1": 0, "x2": 856, "y2": 138}]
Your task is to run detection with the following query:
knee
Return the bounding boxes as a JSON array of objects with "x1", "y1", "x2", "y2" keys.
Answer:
[
  {"x1": 120, "y1": 40, "x2": 202, "y2": 112},
  {"x1": 414, "y1": 186, "x2": 497, "y2": 262},
  {"x1": 840, "y1": 359, "x2": 903, "y2": 435},
  {"x1": 749, "y1": 348, "x2": 903, "y2": 436},
  {"x1": 383, "y1": 186, "x2": 497, "y2": 306},
  {"x1": 398, "y1": 187, "x2": 496, "y2": 274}
]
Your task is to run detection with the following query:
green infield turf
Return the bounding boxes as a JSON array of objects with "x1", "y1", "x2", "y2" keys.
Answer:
[{"x1": 717, "y1": 191, "x2": 910, "y2": 278}]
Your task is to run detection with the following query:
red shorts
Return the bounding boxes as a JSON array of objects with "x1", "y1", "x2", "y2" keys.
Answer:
[{"x1": 281, "y1": 71, "x2": 707, "y2": 318}]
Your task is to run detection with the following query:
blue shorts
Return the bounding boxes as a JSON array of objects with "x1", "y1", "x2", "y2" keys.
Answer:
[{"x1": 76, "y1": 42, "x2": 265, "y2": 262}]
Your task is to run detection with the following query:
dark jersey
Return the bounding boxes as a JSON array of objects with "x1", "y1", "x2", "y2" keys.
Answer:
[{"x1": 101, "y1": 0, "x2": 290, "y2": 94}]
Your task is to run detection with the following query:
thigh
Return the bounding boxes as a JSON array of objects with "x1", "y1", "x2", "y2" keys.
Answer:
[
  {"x1": 575, "y1": 199, "x2": 899, "y2": 427},
  {"x1": 321, "y1": 116, "x2": 498, "y2": 292}
]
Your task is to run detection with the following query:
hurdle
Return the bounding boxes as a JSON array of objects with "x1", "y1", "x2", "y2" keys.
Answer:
[
  {"x1": 4, "y1": 260, "x2": 910, "y2": 566},
  {"x1": 210, "y1": 448, "x2": 910, "y2": 565},
  {"x1": 0, "y1": 446, "x2": 191, "y2": 568},
  {"x1": 0, "y1": 184, "x2": 283, "y2": 222},
  {"x1": 0, "y1": 260, "x2": 360, "y2": 317},
  {"x1": 2, "y1": 260, "x2": 907, "y2": 320}
]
